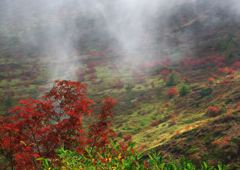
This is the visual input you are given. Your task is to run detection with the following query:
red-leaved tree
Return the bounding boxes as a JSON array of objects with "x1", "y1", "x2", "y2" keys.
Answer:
[{"x1": 0, "y1": 80, "x2": 117, "y2": 169}]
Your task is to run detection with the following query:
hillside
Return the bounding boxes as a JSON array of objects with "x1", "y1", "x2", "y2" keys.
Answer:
[{"x1": 0, "y1": 0, "x2": 240, "y2": 169}]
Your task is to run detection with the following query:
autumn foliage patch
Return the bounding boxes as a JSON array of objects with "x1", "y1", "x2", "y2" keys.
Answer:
[
  {"x1": 207, "y1": 106, "x2": 222, "y2": 117},
  {"x1": 0, "y1": 80, "x2": 117, "y2": 169},
  {"x1": 167, "y1": 87, "x2": 179, "y2": 98},
  {"x1": 218, "y1": 67, "x2": 235, "y2": 75}
]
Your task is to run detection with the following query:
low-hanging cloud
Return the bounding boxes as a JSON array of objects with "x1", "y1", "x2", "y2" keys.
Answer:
[{"x1": 0, "y1": 0, "x2": 239, "y2": 80}]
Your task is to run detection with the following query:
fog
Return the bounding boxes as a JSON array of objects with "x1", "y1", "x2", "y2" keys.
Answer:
[{"x1": 0, "y1": 0, "x2": 239, "y2": 80}]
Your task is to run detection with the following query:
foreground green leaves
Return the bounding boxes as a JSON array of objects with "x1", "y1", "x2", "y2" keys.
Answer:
[{"x1": 40, "y1": 142, "x2": 227, "y2": 170}]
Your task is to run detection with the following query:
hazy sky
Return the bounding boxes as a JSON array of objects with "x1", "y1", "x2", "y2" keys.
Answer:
[{"x1": 0, "y1": 0, "x2": 239, "y2": 80}]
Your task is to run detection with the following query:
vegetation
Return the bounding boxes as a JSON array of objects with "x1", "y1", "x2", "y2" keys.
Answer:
[
  {"x1": 1, "y1": 1, "x2": 240, "y2": 169},
  {"x1": 179, "y1": 84, "x2": 191, "y2": 96},
  {"x1": 199, "y1": 88, "x2": 213, "y2": 98},
  {"x1": 0, "y1": 80, "x2": 117, "y2": 169},
  {"x1": 0, "y1": 81, "x2": 230, "y2": 169},
  {"x1": 166, "y1": 73, "x2": 179, "y2": 87},
  {"x1": 40, "y1": 147, "x2": 227, "y2": 170},
  {"x1": 1, "y1": 52, "x2": 239, "y2": 169},
  {"x1": 167, "y1": 87, "x2": 179, "y2": 98}
]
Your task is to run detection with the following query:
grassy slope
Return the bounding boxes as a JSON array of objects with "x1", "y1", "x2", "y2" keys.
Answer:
[
  {"x1": 1, "y1": 51, "x2": 240, "y2": 169},
  {"x1": 118, "y1": 69, "x2": 239, "y2": 170},
  {"x1": 79, "y1": 53, "x2": 240, "y2": 169}
]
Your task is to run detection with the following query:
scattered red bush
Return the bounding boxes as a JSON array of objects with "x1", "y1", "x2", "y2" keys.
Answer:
[
  {"x1": 0, "y1": 80, "x2": 117, "y2": 169},
  {"x1": 180, "y1": 55, "x2": 225, "y2": 68},
  {"x1": 218, "y1": 67, "x2": 235, "y2": 75},
  {"x1": 139, "y1": 58, "x2": 172, "y2": 70},
  {"x1": 232, "y1": 61, "x2": 240, "y2": 68},
  {"x1": 167, "y1": 87, "x2": 179, "y2": 98},
  {"x1": 144, "y1": 160, "x2": 149, "y2": 169},
  {"x1": 209, "y1": 55, "x2": 225, "y2": 66},
  {"x1": 207, "y1": 106, "x2": 221, "y2": 116},
  {"x1": 212, "y1": 136, "x2": 231, "y2": 146},
  {"x1": 140, "y1": 60, "x2": 162, "y2": 70},
  {"x1": 87, "y1": 97, "x2": 117, "y2": 150},
  {"x1": 160, "y1": 68, "x2": 172, "y2": 76},
  {"x1": 208, "y1": 77, "x2": 215, "y2": 84},
  {"x1": 86, "y1": 49, "x2": 109, "y2": 57}
]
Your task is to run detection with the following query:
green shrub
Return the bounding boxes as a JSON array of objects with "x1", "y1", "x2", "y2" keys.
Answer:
[
  {"x1": 200, "y1": 87, "x2": 213, "y2": 98},
  {"x1": 179, "y1": 84, "x2": 191, "y2": 96},
  {"x1": 166, "y1": 73, "x2": 179, "y2": 87}
]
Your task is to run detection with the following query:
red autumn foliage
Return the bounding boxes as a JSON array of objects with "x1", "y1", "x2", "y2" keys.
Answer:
[
  {"x1": 139, "y1": 58, "x2": 172, "y2": 70},
  {"x1": 212, "y1": 136, "x2": 231, "y2": 147},
  {"x1": 0, "y1": 80, "x2": 117, "y2": 169},
  {"x1": 208, "y1": 77, "x2": 215, "y2": 84},
  {"x1": 160, "y1": 68, "x2": 172, "y2": 76},
  {"x1": 86, "y1": 49, "x2": 109, "y2": 57},
  {"x1": 140, "y1": 60, "x2": 161, "y2": 70},
  {"x1": 218, "y1": 67, "x2": 235, "y2": 75},
  {"x1": 219, "y1": 79, "x2": 231, "y2": 85},
  {"x1": 209, "y1": 55, "x2": 225, "y2": 66},
  {"x1": 167, "y1": 87, "x2": 179, "y2": 98},
  {"x1": 207, "y1": 106, "x2": 221, "y2": 116},
  {"x1": 87, "y1": 97, "x2": 117, "y2": 150},
  {"x1": 181, "y1": 55, "x2": 225, "y2": 68},
  {"x1": 232, "y1": 61, "x2": 240, "y2": 68},
  {"x1": 144, "y1": 160, "x2": 149, "y2": 169}
]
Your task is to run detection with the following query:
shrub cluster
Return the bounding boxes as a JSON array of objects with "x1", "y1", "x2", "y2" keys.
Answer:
[{"x1": 166, "y1": 73, "x2": 179, "y2": 87}]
